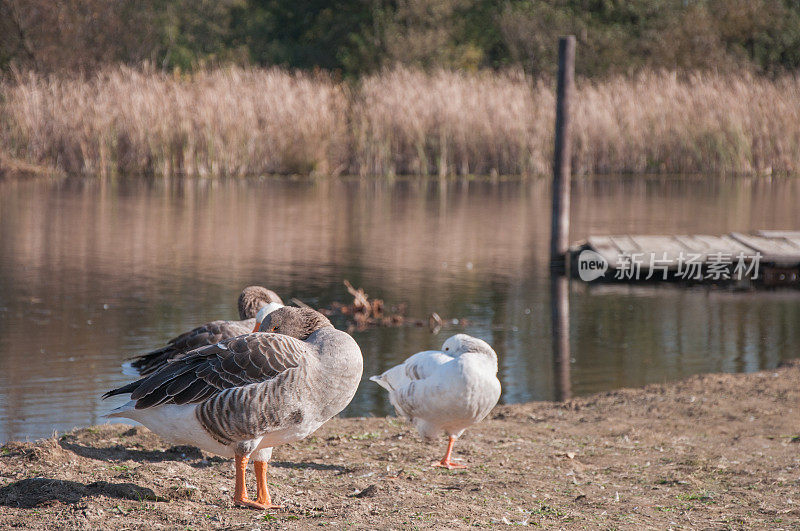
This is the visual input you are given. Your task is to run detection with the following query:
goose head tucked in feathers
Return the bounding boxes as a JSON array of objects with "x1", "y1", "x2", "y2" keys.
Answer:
[
  {"x1": 237, "y1": 286, "x2": 284, "y2": 320},
  {"x1": 441, "y1": 334, "x2": 496, "y2": 359},
  {"x1": 260, "y1": 307, "x2": 333, "y2": 340}
]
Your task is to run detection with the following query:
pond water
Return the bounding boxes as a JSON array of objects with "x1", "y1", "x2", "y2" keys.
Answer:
[{"x1": 0, "y1": 175, "x2": 798, "y2": 442}]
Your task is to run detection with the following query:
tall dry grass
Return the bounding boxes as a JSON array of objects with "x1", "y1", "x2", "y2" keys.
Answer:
[
  {"x1": 1, "y1": 68, "x2": 348, "y2": 176},
  {"x1": 353, "y1": 68, "x2": 554, "y2": 176},
  {"x1": 572, "y1": 71, "x2": 800, "y2": 174},
  {"x1": 2, "y1": 66, "x2": 800, "y2": 176}
]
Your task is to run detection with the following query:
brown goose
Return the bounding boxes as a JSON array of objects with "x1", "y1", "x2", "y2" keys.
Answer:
[
  {"x1": 105, "y1": 307, "x2": 363, "y2": 510},
  {"x1": 124, "y1": 286, "x2": 283, "y2": 377}
]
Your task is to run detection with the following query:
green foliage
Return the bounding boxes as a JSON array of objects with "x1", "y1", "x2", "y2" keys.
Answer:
[
  {"x1": 228, "y1": 0, "x2": 377, "y2": 73},
  {"x1": 505, "y1": 0, "x2": 800, "y2": 76},
  {"x1": 2, "y1": 0, "x2": 800, "y2": 75},
  {"x1": 155, "y1": 0, "x2": 248, "y2": 70}
]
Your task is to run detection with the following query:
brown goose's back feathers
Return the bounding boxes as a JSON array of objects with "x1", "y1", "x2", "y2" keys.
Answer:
[
  {"x1": 128, "y1": 319, "x2": 255, "y2": 377},
  {"x1": 126, "y1": 286, "x2": 283, "y2": 377},
  {"x1": 107, "y1": 333, "x2": 309, "y2": 410}
]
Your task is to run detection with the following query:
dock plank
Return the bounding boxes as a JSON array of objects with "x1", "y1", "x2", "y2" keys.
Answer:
[
  {"x1": 676, "y1": 235, "x2": 755, "y2": 259},
  {"x1": 756, "y1": 230, "x2": 800, "y2": 239},
  {"x1": 729, "y1": 232, "x2": 800, "y2": 262},
  {"x1": 608, "y1": 235, "x2": 641, "y2": 255},
  {"x1": 587, "y1": 236, "x2": 623, "y2": 268},
  {"x1": 627, "y1": 235, "x2": 688, "y2": 269},
  {"x1": 752, "y1": 231, "x2": 800, "y2": 255}
]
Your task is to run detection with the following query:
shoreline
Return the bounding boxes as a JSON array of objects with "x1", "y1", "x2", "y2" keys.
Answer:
[{"x1": 1, "y1": 362, "x2": 798, "y2": 528}]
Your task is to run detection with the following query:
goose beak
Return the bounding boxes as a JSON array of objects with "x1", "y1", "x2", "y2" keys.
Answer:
[{"x1": 252, "y1": 321, "x2": 261, "y2": 332}]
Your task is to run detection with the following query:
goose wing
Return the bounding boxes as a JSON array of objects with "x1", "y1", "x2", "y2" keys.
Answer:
[
  {"x1": 125, "y1": 319, "x2": 255, "y2": 376},
  {"x1": 370, "y1": 350, "x2": 453, "y2": 418},
  {"x1": 106, "y1": 332, "x2": 310, "y2": 409},
  {"x1": 401, "y1": 350, "x2": 453, "y2": 381}
]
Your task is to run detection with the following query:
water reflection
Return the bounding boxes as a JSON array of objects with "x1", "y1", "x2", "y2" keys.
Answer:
[
  {"x1": 550, "y1": 275, "x2": 572, "y2": 402},
  {"x1": 0, "y1": 175, "x2": 798, "y2": 441}
]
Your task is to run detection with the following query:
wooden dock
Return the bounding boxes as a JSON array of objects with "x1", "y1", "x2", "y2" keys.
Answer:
[{"x1": 570, "y1": 230, "x2": 800, "y2": 287}]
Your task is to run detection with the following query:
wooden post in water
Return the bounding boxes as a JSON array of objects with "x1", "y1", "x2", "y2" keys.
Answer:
[
  {"x1": 550, "y1": 274, "x2": 572, "y2": 401},
  {"x1": 549, "y1": 37, "x2": 575, "y2": 400},
  {"x1": 550, "y1": 36, "x2": 575, "y2": 271}
]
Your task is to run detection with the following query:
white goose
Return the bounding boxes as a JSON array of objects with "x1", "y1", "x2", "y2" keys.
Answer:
[
  {"x1": 370, "y1": 334, "x2": 501, "y2": 469},
  {"x1": 105, "y1": 307, "x2": 363, "y2": 509},
  {"x1": 123, "y1": 286, "x2": 284, "y2": 377}
]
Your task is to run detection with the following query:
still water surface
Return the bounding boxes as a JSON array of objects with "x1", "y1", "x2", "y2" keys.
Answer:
[{"x1": 0, "y1": 176, "x2": 798, "y2": 442}]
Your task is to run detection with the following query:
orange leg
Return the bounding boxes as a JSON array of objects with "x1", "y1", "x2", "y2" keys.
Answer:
[
  {"x1": 233, "y1": 455, "x2": 282, "y2": 510},
  {"x1": 255, "y1": 460, "x2": 283, "y2": 509},
  {"x1": 432, "y1": 435, "x2": 467, "y2": 469}
]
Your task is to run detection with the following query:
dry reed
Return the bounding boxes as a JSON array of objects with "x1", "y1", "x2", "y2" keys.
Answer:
[
  {"x1": 2, "y1": 67, "x2": 799, "y2": 176},
  {"x1": 572, "y1": 71, "x2": 800, "y2": 175},
  {"x1": 353, "y1": 68, "x2": 554, "y2": 176},
  {"x1": 1, "y1": 68, "x2": 348, "y2": 176}
]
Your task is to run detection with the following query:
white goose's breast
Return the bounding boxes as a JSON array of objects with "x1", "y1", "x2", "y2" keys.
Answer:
[{"x1": 258, "y1": 419, "x2": 323, "y2": 448}]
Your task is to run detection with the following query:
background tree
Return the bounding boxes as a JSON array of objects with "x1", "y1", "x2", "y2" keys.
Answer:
[{"x1": 2, "y1": 0, "x2": 800, "y2": 76}]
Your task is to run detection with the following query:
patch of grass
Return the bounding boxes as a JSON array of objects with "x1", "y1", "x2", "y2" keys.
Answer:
[
  {"x1": 529, "y1": 503, "x2": 565, "y2": 518},
  {"x1": 351, "y1": 431, "x2": 381, "y2": 440},
  {"x1": 676, "y1": 490, "x2": 716, "y2": 503}
]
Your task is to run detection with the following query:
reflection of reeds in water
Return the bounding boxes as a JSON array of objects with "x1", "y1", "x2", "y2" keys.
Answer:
[{"x1": 3, "y1": 67, "x2": 800, "y2": 176}]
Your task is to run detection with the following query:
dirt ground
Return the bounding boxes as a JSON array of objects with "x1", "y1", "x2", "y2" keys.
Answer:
[{"x1": 1, "y1": 362, "x2": 799, "y2": 530}]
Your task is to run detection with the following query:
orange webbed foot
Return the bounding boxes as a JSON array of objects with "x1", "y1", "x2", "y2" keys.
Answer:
[
  {"x1": 254, "y1": 494, "x2": 284, "y2": 510},
  {"x1": 234, "y1": 455, "x2": 284, "y2": 511},
  {"x1": 432, "y1": 459, "x2": 468, "y2": 469},
  {"x1": 234, "y1": 496, "x2": 284, "y2": 510},
  {"x1": 433, "y1": 436, "x2": 467, "y2": 469}
]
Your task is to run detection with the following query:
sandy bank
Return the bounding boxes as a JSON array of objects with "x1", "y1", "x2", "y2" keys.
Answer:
[{"x1": 1, "y1": 362, "x2": 798, "y2": 529}]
